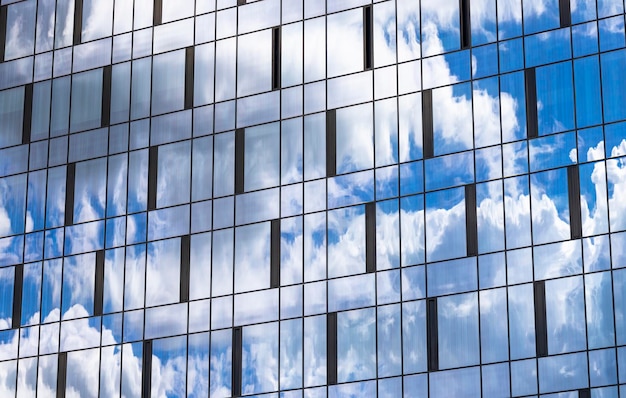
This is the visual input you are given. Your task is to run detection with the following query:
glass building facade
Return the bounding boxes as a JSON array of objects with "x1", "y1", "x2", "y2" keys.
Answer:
[{"x1": 1, "y1": 0, "x2": 626, "y2": 396}]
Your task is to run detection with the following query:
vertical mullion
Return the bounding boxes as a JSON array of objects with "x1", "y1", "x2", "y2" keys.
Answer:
[
  {"x1": 326, "y1": 109, "x2": 337, "y2": 177},
  {"x1": 12, "y1": 264, "x2": 23, "y2": 329},
  {"x1": 272, "y1": 27, "x2": 281, "y2": 90},
  {"x1": 185, "y1": 47, "x2": 195, "y2": 110},
  {"x1": 422, "y1": 89, "x2": 434, "y2": 159},
  {"x1": 365, "y1": 202, "x2": 376, "y2": 273},
  {"x1": 153, "y1": 0, "x2": 162, "y2": 26},
  {"x1": 460, "y1": 0, "x2": 471, "y2": 49},
  {"x1": 327, "y1": 312, "x2": 338, "y2": 385},
  {"x1": 73, "y1": 0, "x2": 83, "y2": 45},
  {"x1": 101, "y1": 66, "x2": 112, "y2": 128},
  {"x1": 525, "y1": 68, "x2": 538, "y2": 139},
  {"x1": 65, "y1": 163, "x2": 76, "y2": 226},
  {"x1": 22, "y1": 83, "x2": 33, "y2": 145},
  {"x1": 534, "y1": 281, "x2": 548, "y2": 357},
  {"x1": 142, "y1": 340, "x2": 153, "y2": 398},
  {"x1": 93, "y1": 250, "x2": 105, "y2": 316},
  {"x1": 568, "y1": 165, "x2": 582, "y2": 239},
  {"x1": 235, "y1": 128, "x2": 245, "y2": 195},
  {"x1": 559, "y1": 0, "x2": 571, "y2": 27},
  {"x1": 363, "y1": 5, "x2": 373, "y2": 70},
  {"x1": 270, "y1": 219, "x2": 280, "y2": 288},
  {"x1": 57, "y1": 352, "x2": 67, "y2": 398},
  {"x1": 427, "y1": 298, "x2": 439, "y2": 371},
  {"x1": 232, "y1": 327, "x2": 242, "y2": 397},
  {"x1": 465, "y1": 184, "x2": 478, "y2": 257},
  {"x1": 148, "y1": 146, "x2": 158, "y2": 211},
  {"x1": 0, "y1": 5, "x2": 7, "y2": 62},
  {"x1": 180, "y1": 235, "x2": 191, "y2": 302}
]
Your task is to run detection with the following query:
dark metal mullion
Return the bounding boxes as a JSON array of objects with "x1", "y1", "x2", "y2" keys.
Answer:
[
  {"x1": 57, "y1": 352, "x2": 67, "y2": 398},
  {"x1": 465, "y1": 184, "x2": 478, "y2": 257},
  {"x1": 270, "y1": 219, "x2": 280, "y2": 288},
  {"x1": 73, "y1": 0, "x2": 83, "y2": 45},
  {"x1": 93, "y1": 250, "x2": 105, "y2": 316},
  {"x1": 22, "y1": 83, "x2": 33, "y2": 145},
  {"x1": 327, "y1": 312, "x2": 338, "y2": 385},
  {"x1": 460, "y1": 0, "x2": 471, "y2": 49},
  {"x1": 363, "y1": 5, "x2": 373, "y2": 70},
  {"x1": 427, "y1": 298, "x2": 439, "y2": 371},
  {"x1": 180, "y1": 235, "x2": 191, "y2": 302},
  {"x1": 185, "y1": 46, "x2": 195, "y2": 110},
  {"x1": 12, "y1": 264, "x2": 23, "y2": 329},
  {"x1": 365, "y1": 202, "x2": 376, "y2": 273},
  {"x1": 568, "y1": 165, "x2": 583, "y2": 239},
  {"x1": 153, "y1": 0, "x2": 162, "y2": 26},
  {"x1": 422, "y1": 89, "x2": 434, "y2": 159},
  {"x1": 235, "y1": 128, "x2": 245, "y2": 195},
  {"x1": 148, "y1": 146, "x2": 158, "y2": 211},
  {"x1": 141, "y1": 340, "x2": 153, "y2": 398},
  {"x1": 232, "y1": 327, "x2": 242, "y2": 397},
  {"x1": 64, "y1": 163, "x2": 76, "y2": 226},
  {"x1": 534, "y1": 281, "x2": 548, "y2": 357},
  {"x1": 559, "y1": 0, "x2": 571, "y2": 27},
  {"x1": 101, "y1": 66, "x2": 112, "y2": 128},
  {"x1": 525, "y1": 68, "x2": 539, "y2": 139},
  {"x1": 326, "y1": 109, "x2": 337, "y2": 177},
  {"x1": 0, "y1": 6, "x2": 7, "y2": 62},
  {"x1": 272, "y1": 27, "x2": 281, "y2": 90}
]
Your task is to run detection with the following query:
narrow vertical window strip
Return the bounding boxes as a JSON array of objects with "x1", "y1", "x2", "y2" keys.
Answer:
[
  {"x1": 460, "y1": 0, "x2": 471, "y2": 49},
  {"x1": 101, "y1": 66, "x2": 112, "y2": 128},
  {"x1": 22, "y1": 83, "x2": 33, "y2": 145},
  {"x1": 422, "y1": 89, "x2": 434, "y2": 159},
  {"x1": 534, "y1": 280, "x2": 548, "y2": 357},
  {"x1": 326, "y1": 109, "x2": 337, "y2": 177},
  {"x1": 525, "y1": 68, "x2": 539, "y2": 139},
  {"x1": 465, "y1": 184, "x2": 478, "y2": 257},
  {"x1": 64, "y1": 163, "x2": 76, "y2": 226},
  {"x1": 568, "y1": 165, "x2": 582, "y2": 239},
  {"x1": 12, "y1": 263, "x2": 23, "y2": 329},
  {"x1": 427, "y1": 297, "x2": 439, "y2": 371},
  {"x1": 57, "y1": 352, "x2": 67, "y2": 398},
  {"x1": 73, "y1": 0, "x2": 83, "y2": 46},
  {"x1": 237, "y1": 0, "x2": 246, "y2": 5},
  {"x1": 180, "y1": 235, "x2": 191, "y2": 302},
  {"x1": 232, "y1": 327, "x2": 243, "y2": 397},
  {"x1": 185, "y1": 47, "x2": 195, "y2": 110},
  {"x1": 578, "y1": 388, "x2": 591, "y2": 398},
  {"x1": 93, "y1": 250, "x2": 105, "y2": 316},
  {"x1": 559, "y1": 0, "x2": 571, "y2": 27},
  {"x1": 365, "y1": 202, "x2": 376, "y2": 273},
  {"x1": 235, "y1": 128, "x2": 245, "y2": 195},
  {"x1": 0, "y1": 6, "x2": 7, "y2": 62},
  {"x1": 148, "y1": 146, "x2": 158, "y2": 211},
  {"x1": 270, "y1": 219, "x2": 280, "y2": 288},
  {"x1": 142, "y1": 340, "x2": 153, "y2": 398},
  {"x1": 153, "y1": 0, "x2": 163, "y2": 26},
  {"x1": 327, "y1": 312, "x2": 338, "y2": 385},
  {"x1": 272, "y1": 27, "x2": 281, "y2": 90},
  {"x1": 363, "y1": 5, "x2": 373, "y2": 70}
]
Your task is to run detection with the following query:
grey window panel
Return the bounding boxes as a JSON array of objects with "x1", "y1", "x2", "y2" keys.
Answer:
[
  {"x1": 235, "y1": 128, "x2": 245, "y2": 194},
  {"x1": 272, "y1": 27, "x2": 281, "y2": 90},
  {"x1": 93, "y1": 250, "x2": 105, "y2": 316},
  {"x1": 366, "y1": 202, "x2": 376, "y2": 273},
  {"x1": 153, "y1": 0, "x2": 162, "y2": 26},
  {"x1": 525, "y1": 68, "x2": 538, "y2": 139},
  {"x1": 326, "y1": 109, "x2": 337, "y2": 177},
  {"x1": 185, "y1": 47, "x2": 194, "y2": 110},
  {"x1": 568, "y1": 165, "x2": 582, "y2": 239},
  {"x1": 427, "y1": 297, "x2": 439, "y2": 371},
  {"x1": 534, "y1": 281, "x2": 548, "y2": 357},
  {"x1": 22, "y1": 83, "x2": 32, "y2": 144},
  {"x1": 57, "y1": 352, "x2": 67, "y2": 398},
  {"x1": 73, "y1": 0, "x2": 83, "y2": 45},
  {"x1": 0, "y1": 6, "x2": 6, "y2": 62},
  {"x1": 422, "y1": 89, "x2": 434, "y2": 159},
  {"x1": 12, "y1": 263, "x2": 22, "y2": 329},
  {"x1": 363, "y1": 5, "x2": 373, "y2": 70},
  {"x1": 327, "y1": 312, "x2": 338, "y2": 385},
  {"x1": 101, "y1": 66, "x2": 112, "y2": 127},
  {"x1": 180, "y1": 235, "x2": 190, "y2": 302},
  {"x1": 465, "y1": 184, "x2": 478, "y2": 257},
  {"x1": 270, "y1": 219, "x2": 280, "y2": 288},
  {"x1": 142, "y1": 340, "x2": 152, "y2": 397},
  {"x1": 232, "y1": 327, "x2": 242, "y2": 396},
  {"x1": 65, "y1": 163, "x2": 76, "y2": 226},
  {"x1": 148, "y1": 146, "x2": 158, "y2": 211},
  {"x1": 460, "y1": 0, "x2": 471, "y2": 49}
]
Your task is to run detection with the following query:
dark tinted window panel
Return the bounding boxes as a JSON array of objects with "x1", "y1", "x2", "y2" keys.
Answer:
[
  {"x1": 235, "y1": 128, "x2": 245, "y2": 194},
  {"x1": 568, "y1": 165, "x2": 582, "y2": 239},
  {"x1": 64, "y1": 163, "x2": 76, "y2": 226},
  {"x1": 232, "y1": 327, "x2": 242, "y2": 396},
  {"x1": 142, "y1": 340, "x2": 152, "y2": 397},
  {"x1": 93, "y1": 250, "x2": 104, "y2": 316},
  {"x1": 422, "y1": 89, "x2": 434, "y2": 159},
  {"x1": 185, "y1": 46, "x2": 194, "y2": 110},
  {"x1": 366, "y1": 202, "x2": 376, "y2": 273},
  {"x1": 525, "y1": 68, "x2": 538, "y2": 139},
  {"x1": 180, "y1": 235, "x2": 190, "y2": 302},
  {"x1": 460, "y1": 0, "x2": 471, "y2": 49},
  {"x1": 148, "y1": 146, "x2": 158, "y2": 211},
  {"x1": 465, "y1": 184, "x2": 478, "y2": 257},
  {"x1": 73, "y1": 0, "x2": 83, "y2": 45},
  {"x1": 534, "y1": 281, "x2": 548, "y2": 357},
  {"x1": 363, "y1": 5, "x2": 373, "y2": 70},
  {"x1": 153, "y1": 0, "x2": 162, "y2": 26},
  {"x1": 560, "y1": 0, "x2": 571, "y2": 27},
  {"x1": 326, "y1": 109, "x2": 337, "y2": 177},
  {"x1": 327, "y1": 312, "x2": 338, "y2": 385},
  {"x1": 270, "y1": 219, "x2": 280, "y2": 288},
  {"x1": 0, "y1": 6, "x2": 6, "y2": 62},
  {"x1": 101, "y1": 66, "x2": 112, "y2": 127},
  {"x1": 57, "y1": 352, "x2": 67, "y2": 398},
  {"x1": 22, "y1": 83, "x2": 33, "y2": 145},
  {"x1": 427, "y1": 298, "x2": 439, "y2": 371},
  {"x1": 12, "y1": 263, "x2": 22, "y2": 329},
  {"x1": 272, "y1": 27, "x2": 281, "y2": 90}
]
